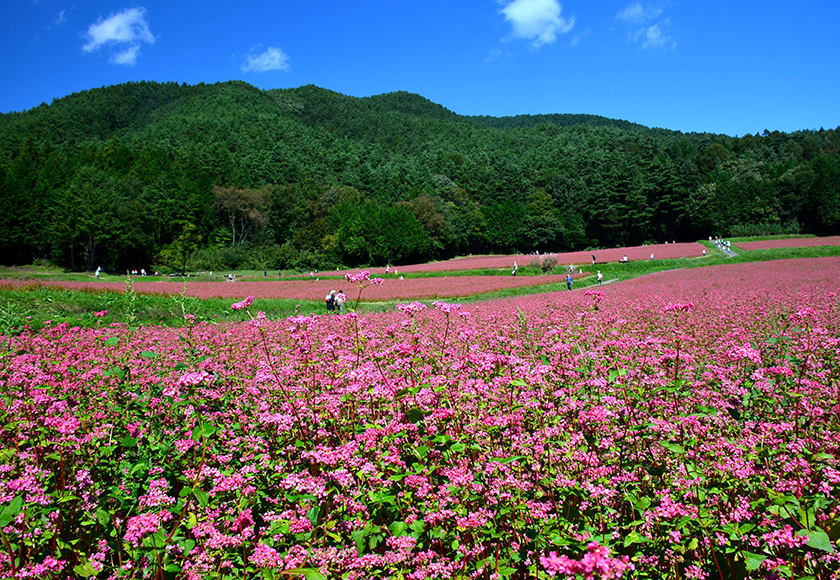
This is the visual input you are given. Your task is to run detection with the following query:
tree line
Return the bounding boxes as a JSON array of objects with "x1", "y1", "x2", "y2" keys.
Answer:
[{"x1": 1, "y1": 80, "x2": 838, "y2": 272}]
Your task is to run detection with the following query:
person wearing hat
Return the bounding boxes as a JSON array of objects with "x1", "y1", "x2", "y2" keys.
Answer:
[{"x1": 325, "y1": 290, "x2": 336, "y2": 312}]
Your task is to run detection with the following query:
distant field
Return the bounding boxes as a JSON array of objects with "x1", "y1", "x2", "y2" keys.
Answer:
[
  {"x1": 377, "y1": 242, "x2": 706, "y2": 273},
  {"x1": 735, "y1": 236, "x2": 840, "y2": 251},
  {"x1": 1, "y1": 274, "x2": 580, "y2": 302}
]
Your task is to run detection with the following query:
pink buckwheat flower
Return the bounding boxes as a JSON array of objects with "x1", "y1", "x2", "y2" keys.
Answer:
[
  {"x1": 727, "y1": 345, "x2": 762, "y2": 365},
  {"x1": 397, "y1": 301, "x2": 427, "y2": 315},
  {"x1": 433, "y1": 301, "x2": 462, "y2": 314},
  {"x1": 345, "y1": 270, "x2": 384, "y2": 286},
  {"x1": 663, "y1": 302, "x2": 694, "y2": 312},
  {"x1": 178, "y1": 371, "x2": 211, "y2": 387},
  {"x1": 584, "y1": 290, "x2": 605, "y2": 304},
  {"x1": 231, "y1": 296, "x2": 255, "y2": 311},
  {"x1": 541, "y1": 542, "x2": 634, "y2": 579},
  {"x1": 762, "y1": 525, "x2": 808, "y2": 549}
]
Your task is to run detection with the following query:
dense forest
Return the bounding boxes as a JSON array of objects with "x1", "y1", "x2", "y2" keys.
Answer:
[{"x1": 1, "y1": 80, "x2": 838, "y2": 272}]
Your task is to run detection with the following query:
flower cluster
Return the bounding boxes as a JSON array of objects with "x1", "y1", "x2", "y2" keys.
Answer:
[
  {"x1": 396, "y1": 301, "x2": 427, "y2": 316},
  {"x1": 345, "y1": 271, "x2": 384, "y2": 287},
  {"x1": 541, "y1": 542, "x2": 635, "y2": 579},
  {"x1": 231, "y1": 296, "x2": 255, "y2": 311},
  {"x1": 663, "y1": 302, "x2": 694, "y2": 312}
]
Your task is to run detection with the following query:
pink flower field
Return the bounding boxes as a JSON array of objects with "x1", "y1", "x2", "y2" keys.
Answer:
[
  {"x1": 1, "y1": 274, "x2": 576, "y2": 302},
  {"x1": 380, "y1": 242, "x2": 706, "y2": 273},
  {"x1": 1, "y1": 257, "x2": 839, "y2": 579},
  {"x1": 736, "y1": 236, "x2": 840, "y2": 251}
]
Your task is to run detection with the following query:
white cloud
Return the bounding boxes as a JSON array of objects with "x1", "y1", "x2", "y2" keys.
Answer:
[
  {"x1": 55, "y1": 10, "x2": 67, "y2": 26},
  {"x1": 570, "y1": 28, "x2": 590, "y2": 47},
  {"x1": 242, "y1": 46, "x2": 291, "y2": 73},
  {"x1": 110, "y1": 44, "x2": 141, "y2": 66},
  {"x1": 616, "y1": 3, "x2": 662, "y2": 24},
  {"x1": 615, "y1": 3, "x2": 675, "y2": 50},
  {"x1": 500, "y1": 0, "x2": 574, "y2": 48},
  {"x1": 640, "y1": 24, "x2": 666, "y2": 49},
  {"x1": 82, "y1": 7, "x2": 155, "y2": 66}
]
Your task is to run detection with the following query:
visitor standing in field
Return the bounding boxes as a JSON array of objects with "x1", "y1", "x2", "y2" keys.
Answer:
[
  {"x1": 597, "y1": 271, "x2": 603, "y2": 285},
  {"x1": 566, "y1": 274, "x2": 573, "y2": 291},
  {"x1": 325, "y1": 290, "x2": 336, "y2": 312},
  {"x1": 336, "y1": 290, "x2": 346, "y2": 312}
]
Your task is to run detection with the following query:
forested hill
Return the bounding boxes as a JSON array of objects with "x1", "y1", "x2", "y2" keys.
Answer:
[{"x1": 1, "y1": 80, "x2": 838, "y2": 272}]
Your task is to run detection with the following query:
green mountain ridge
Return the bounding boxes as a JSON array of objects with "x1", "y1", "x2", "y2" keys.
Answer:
[{"x1": 1, "y1": 80, "x2": 838, "y2": 271}]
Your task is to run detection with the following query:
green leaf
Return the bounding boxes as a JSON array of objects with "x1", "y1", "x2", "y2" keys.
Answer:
[
  {"x1": 103, "y1": 336, "x2": 119, "y2": 346},
  {"x1": 74, "y1": 562, "x2": 98, "y2": 577},
  {"x1": 489, "y1": 455, "x2": 526, "y2": 464},
  {"x1": 661, "y1": 442, "x2": 686, "y2": 454},
  {"x1": 120, "y1": 436, "x2": 137, "y2": 448},
  {"x1": 174, "y1": 362, "x2": 189, "y2": 371},
  {"x1": 800, "y1": 529, "x2": 834, "y2": 553},
  {"x1": 0, "y1": 496, "x2": 23, "y2": 527},
  {"x1": 450, "y1": 443, "x2": 466, "y2": 453},
  {"x1": 351, "y1": 529, "x2": 368, "y2": 555},
  {"x1": 389, "y1": 521, "x2": 407, "y2": 537},
  {"x1": 405, "y1": 407, "x2": 427, "y2": 424},
  {"x1": 279, "y1": 569, "x2": 326, "y2": 580},
  {"x1": 743, "y1": 551, "x2": 767, "y2": 571},
  {"x1": 140, "y1": 351, "x2": 158, "y2": 358},
  {"x1": 409, "y1": 519, "x2": 425, "y2": 538},
  {"x1": 95, "y1": 508, "x2": 110, "y2": 526},
  {"x1": 307, "y1": 506, "x2": 319, "y2": 527},
  {"x1": 623, "y1": 531, "x2": 652, "y2": 547},
  {"x1": 192, "y1": 488, "x2": 209, "y2": 508}
]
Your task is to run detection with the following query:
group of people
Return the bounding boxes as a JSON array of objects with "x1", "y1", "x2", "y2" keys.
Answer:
[
  {"x1": 325, "y1": 289, "x2": 347, "y2": 312},
  {"x1": 711, "y1": 236, "x2": 732, "y2": 254},
  {"x1": 95, "y1": 267, "x2": 155, "y2": 278}
]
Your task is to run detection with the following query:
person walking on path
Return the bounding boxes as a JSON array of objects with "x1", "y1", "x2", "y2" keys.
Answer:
[{"x1": 597, "y1": 271, "x2": 603, "y2": 285}]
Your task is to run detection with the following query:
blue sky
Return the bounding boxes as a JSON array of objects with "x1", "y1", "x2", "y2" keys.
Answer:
[{"x1": 3, "y1": 0, "x2": 839, "y2": 136}]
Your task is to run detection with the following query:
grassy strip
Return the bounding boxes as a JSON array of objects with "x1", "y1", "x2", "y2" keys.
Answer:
[
  {"x1": 0, "y1": 283, "x2": 323, "y2": 335},
  {"x1": 726, "y1": 234, "x2": 815, "y2": 243},
  {"x1": 3, "y1": 245, "x2": 840, "y2": 334}
]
